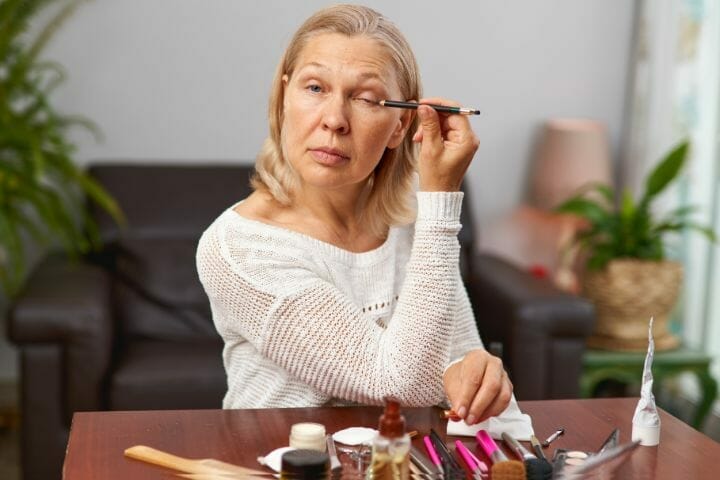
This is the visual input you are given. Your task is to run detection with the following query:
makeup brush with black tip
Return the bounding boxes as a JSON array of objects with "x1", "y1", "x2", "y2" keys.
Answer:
[
  {"x1": 501, "y1": 432, "x2": 553, "y2": 480},
  {"x1": 476, "y1": 430, "x2": 526, "y2": 480}
]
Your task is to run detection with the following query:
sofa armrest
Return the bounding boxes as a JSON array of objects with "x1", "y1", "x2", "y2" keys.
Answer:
[
  {"x1": 466, "y1": 252, "x2": 594, "y2": 400},
  {"x1": 8, "y1": 253, "x2": 114, "y2": 414}
]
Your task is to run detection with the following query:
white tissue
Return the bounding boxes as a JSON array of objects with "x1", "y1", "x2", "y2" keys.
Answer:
[
  {"x1": 446, "y1": 395, "x2": 534, "y2": 440},
  {"x1": 257, "y1": 446, "x2": 295, "y2": 472},
  {"x1": 632, "y1": 317, "x2": 661, "y2": 446},
  {"x1": 332, "y1": 427, "x2": 377, "y2": 446}
]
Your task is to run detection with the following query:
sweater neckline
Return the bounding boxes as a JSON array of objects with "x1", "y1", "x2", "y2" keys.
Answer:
[{"x1": 225, "y1": 203, "x2": 400, "y2": 265}]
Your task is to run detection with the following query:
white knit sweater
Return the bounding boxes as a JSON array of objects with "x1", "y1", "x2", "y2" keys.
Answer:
[{"x1": 196, "y1": 191, "x2": 483, "y2": 409}]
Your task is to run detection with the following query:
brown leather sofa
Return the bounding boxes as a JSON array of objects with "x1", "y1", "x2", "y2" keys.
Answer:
[{"x1": 7, "y1": 163, "x2": 594, "y2": 480}]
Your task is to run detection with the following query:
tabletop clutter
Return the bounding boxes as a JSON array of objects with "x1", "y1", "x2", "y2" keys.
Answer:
[{"x1": 123, "y1": 318, "x2": 661, "y2": 479}]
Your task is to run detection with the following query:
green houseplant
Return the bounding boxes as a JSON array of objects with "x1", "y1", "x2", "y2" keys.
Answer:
[
  {"x1": 556, "y1": 140, "x2": 715, "y2": 351},
  {"x1": 0, "y1": 0, "x2": 123, "y2": 297}
]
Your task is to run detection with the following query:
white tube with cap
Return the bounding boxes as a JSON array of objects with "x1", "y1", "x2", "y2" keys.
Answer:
[{"x1": 631, "y1": 317, "x2": 661, "y2": 446}]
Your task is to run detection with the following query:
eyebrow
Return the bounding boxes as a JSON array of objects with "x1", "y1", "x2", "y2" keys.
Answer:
[{"x1": 296, "y1": 62, "x2": 386, "y2": 83}]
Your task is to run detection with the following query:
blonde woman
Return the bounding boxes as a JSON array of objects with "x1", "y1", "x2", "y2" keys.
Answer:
[{"x1": 197, "y1": 4, "x2": 512, "y2": 425}]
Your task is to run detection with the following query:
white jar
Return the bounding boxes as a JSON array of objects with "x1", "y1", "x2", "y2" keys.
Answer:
[{"x1": 289, "y1": 422, "x2": 326, "y2": 451}]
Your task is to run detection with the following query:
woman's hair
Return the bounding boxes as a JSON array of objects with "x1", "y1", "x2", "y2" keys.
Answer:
[{"x1": 251, "y1": 4, "x2": 422, "y2": 237}]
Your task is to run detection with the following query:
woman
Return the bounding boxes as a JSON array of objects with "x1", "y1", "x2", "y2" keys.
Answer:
[{"x1": 197, "y1": 4, "x2": 512, "y2": 425}]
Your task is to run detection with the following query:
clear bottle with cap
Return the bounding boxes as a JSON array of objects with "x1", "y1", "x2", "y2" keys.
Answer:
[{"x1": 366, "y1": 399, "x2": 410, "y2": 480}]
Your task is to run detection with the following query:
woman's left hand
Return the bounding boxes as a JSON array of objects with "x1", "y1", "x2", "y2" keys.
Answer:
[{"x1": 442, "y1": 349, "x2": 513, "y2": 424}]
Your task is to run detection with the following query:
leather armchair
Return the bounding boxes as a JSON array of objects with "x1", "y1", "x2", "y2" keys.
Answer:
[{"x1": 8, "y1": 163, "x2": 594, "y2": 480}]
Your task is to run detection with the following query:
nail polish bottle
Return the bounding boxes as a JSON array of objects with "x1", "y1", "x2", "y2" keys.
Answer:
[{"x1": 366, "y1": 399, "x2": 410, "y2": 480}]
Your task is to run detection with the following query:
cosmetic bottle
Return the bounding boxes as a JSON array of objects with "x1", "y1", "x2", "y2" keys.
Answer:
[
  {"x1": 289, "y1": 422, "x2": 327, "y2": 451},
  {"x1": 280, "y1": 449, "x2": 330, "y2": 479},
  {"x1": 366, "y1": 399, "x2": 410, "y2": 480}
]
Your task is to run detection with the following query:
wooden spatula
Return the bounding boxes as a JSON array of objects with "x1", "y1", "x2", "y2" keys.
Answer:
[
  {"x1": 124, "y1": 445, "x2": 272, "y2": 477},
  {"x1": 176, "y1": 475, "x2": 272, "y2": 479}
]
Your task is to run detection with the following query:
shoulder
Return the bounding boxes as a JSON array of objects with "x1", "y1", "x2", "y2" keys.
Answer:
[
  {"x1": 196, "y1": 196, "x2": 328, "y2": 294},
  {"x1": 232, "y1": 190, "x2": 285, "y2": 225}
]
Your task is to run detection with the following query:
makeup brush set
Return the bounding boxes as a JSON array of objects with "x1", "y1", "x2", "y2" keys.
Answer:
[{"x1": 412, "y1": 426, "x2": 640, "y2": 480}]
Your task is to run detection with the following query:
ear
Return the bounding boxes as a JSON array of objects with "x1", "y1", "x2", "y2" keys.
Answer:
[
  {"x1": 281, "y1": 74, "x2": 289, "y2": 110},
  {"x1": 386, "y1": 106, "x2": 415, "y2": 149}
]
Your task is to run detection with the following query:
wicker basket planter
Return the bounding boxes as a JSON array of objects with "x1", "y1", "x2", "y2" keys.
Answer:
[{"x1": 582, "y1": 259, "x2": 682, "y2": 351}]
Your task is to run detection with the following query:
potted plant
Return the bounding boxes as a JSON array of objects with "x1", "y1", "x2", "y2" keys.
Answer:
[
  {"x1": 0, "y1": 0, "x2": 123, "y2": 297},
  {"x1": 556, "y1": 140, "x2": 715, "y2": 351}
]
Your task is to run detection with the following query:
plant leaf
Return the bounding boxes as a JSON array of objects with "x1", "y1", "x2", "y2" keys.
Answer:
[
  {"x1": 555, "y1": 197, "x2": 610, "y2": 225},
  {"x1": 642, "y1": 140, "x2": 689, "y2": 203}
]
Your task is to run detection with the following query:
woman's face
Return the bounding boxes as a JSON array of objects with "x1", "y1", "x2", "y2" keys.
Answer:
[{"x1": 281, "y1": 33, "x2": 412, "y2": 194}]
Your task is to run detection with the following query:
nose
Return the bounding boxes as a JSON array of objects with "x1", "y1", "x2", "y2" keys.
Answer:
[{"x1": 321, "y1": 95, "x2": 350, "y2": 135}]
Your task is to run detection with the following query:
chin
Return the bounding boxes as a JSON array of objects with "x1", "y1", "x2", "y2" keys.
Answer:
[{"x1": 301, "y1": 170, "x2": 365, "y2": 192}]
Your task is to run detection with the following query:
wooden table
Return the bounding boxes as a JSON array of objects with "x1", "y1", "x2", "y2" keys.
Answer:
[{"x1": 64, "y1": 398, "x2": 719, "y2": 479}]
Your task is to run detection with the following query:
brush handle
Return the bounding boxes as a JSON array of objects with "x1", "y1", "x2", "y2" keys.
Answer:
[
  {"x1": 476, "y1": 430, "x2": 508, "y2": 464},
  {"x1": 530, "y1": 435, "x2": 547, "y2": 461},
  {"x1": 409, "y1": 445, "x2": 438, "y2": 475},
  {"x1": 501, "y1": 432, "x2": 535, "y2": 461},
  {"x1": 429, "y1": 428, "x2": 463, "y2": 472},
  {"x1": 326, "y1": 435, "x2": 341, "y2": 472},
  {"x1": 125, "y1": 445, "x2": 203, "y2": 473},
  {"x1": 454, "y1": 440, "x2": 478, "y2": 470},
  {"x1": 124, "y1": 445, "x2": 266, "y2": 476},
  {"x1": 423, "y1": 436, "x2": 443, "y2": 471}
]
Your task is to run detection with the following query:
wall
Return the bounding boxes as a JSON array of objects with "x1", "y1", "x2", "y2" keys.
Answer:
[
  {"x1": 44, "y1": 0, "x2": 636, "y2": 227},
  {"x1": 0, "y1": 0, "x2": 637, "y2": 379}
]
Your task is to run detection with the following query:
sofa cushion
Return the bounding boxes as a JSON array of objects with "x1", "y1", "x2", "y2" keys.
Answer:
[
  {"x1": 113, "y1": 237, "x2": 216, "y2": 339},
  {"x1": 88, "y1": 164, "x2": 255, "y2": 241},
  {"x1": 87, "y1": 163, "x2": 255, "y2": 339},
  {"x1": 109, "y1": 340, "x2": 226, "y2": 410}
]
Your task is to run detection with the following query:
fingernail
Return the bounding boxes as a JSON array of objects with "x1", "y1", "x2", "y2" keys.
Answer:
[
  {"x1": 418, "y1": 106, "x2": 430, "y2": 120},
  {"x1": 466, "y1": 414, "x2": 476, "y2": 425},
  {"x1": 457, "y1": 406, "x2": 467, "y2": 418}
]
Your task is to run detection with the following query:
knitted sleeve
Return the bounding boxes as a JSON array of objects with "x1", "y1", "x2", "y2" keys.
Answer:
[
  {"x1": 197, "y1": 192, "x2": 468, "y2": 406},
  {"x1": 450, "y1": 280, "x2": 485, "y2": 361}
]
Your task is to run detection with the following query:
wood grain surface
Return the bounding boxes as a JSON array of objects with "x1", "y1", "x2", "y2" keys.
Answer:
[{"x1": 63, "y1": 398, "x2": 719, "y2": 479}]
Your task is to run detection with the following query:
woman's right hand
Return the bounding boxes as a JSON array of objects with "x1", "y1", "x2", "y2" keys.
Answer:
[{"x1": 412, "y1": 97, "x2": 480, "y2": 192}]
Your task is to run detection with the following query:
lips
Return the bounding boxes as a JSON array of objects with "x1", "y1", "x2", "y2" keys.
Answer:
[{"x1": 309, "y1": 147, "x2": 350, "y2": 166}]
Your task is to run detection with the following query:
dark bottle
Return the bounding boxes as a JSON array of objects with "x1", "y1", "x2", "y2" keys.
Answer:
[{"x1": 280, "y1": 449, "x2": 330, "y2": 479}]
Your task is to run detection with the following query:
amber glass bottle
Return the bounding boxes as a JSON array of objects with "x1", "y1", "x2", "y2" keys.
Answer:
[{"x1": 366, "y1": 400, "x2": 410, "y2": 480}]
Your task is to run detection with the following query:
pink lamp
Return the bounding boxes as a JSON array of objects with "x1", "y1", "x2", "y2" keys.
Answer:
[
  {"x1": 529, "y1": 118, "x2": 613, "y2": 210},
  {"x1": 482, "y1": 119, "x2": 613, "y2": 293}
]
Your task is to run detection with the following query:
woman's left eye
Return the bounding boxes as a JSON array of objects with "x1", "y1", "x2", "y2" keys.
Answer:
[{"x1": 354, "y1": 97, "x2": 377, "y2": 105}]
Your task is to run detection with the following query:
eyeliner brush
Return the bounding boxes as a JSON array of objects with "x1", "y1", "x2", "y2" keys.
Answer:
[{"x1": 378, "y1": 100, "x2": 481, "y2": 115}]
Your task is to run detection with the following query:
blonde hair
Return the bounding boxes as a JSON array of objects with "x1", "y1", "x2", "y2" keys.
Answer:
[{"x1": 251, "y1": 4, "x2": 422, "y2": 237}]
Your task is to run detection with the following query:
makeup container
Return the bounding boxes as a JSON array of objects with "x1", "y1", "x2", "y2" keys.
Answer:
[
  {"x1": 555, "y1": 441, "x2": 641, "y2": 476},
  {"x1": 289, "y1": 423, "x2": 327, "y2": 451},
  {"x1": 366, "y1": 400, "x2": 410, "y2": 480},
  {"x1": 280, "y1": 449, "x2": 330, "y2": 479},
  {"x1": 551, "y1": 448, "x2": 590, "y2": 471}
]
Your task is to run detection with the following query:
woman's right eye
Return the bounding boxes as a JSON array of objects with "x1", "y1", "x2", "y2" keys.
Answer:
[{"x1": 306, "y1": 84, "x2": 323, "y2": 93}]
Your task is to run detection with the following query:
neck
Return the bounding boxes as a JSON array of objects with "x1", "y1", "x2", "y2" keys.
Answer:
[
  {"x1": 296, "y1": 183, "x2": 369, "y2": 233},
  {"x1": 290, "y1": 181, "x2": 383, "y2": 251}
]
